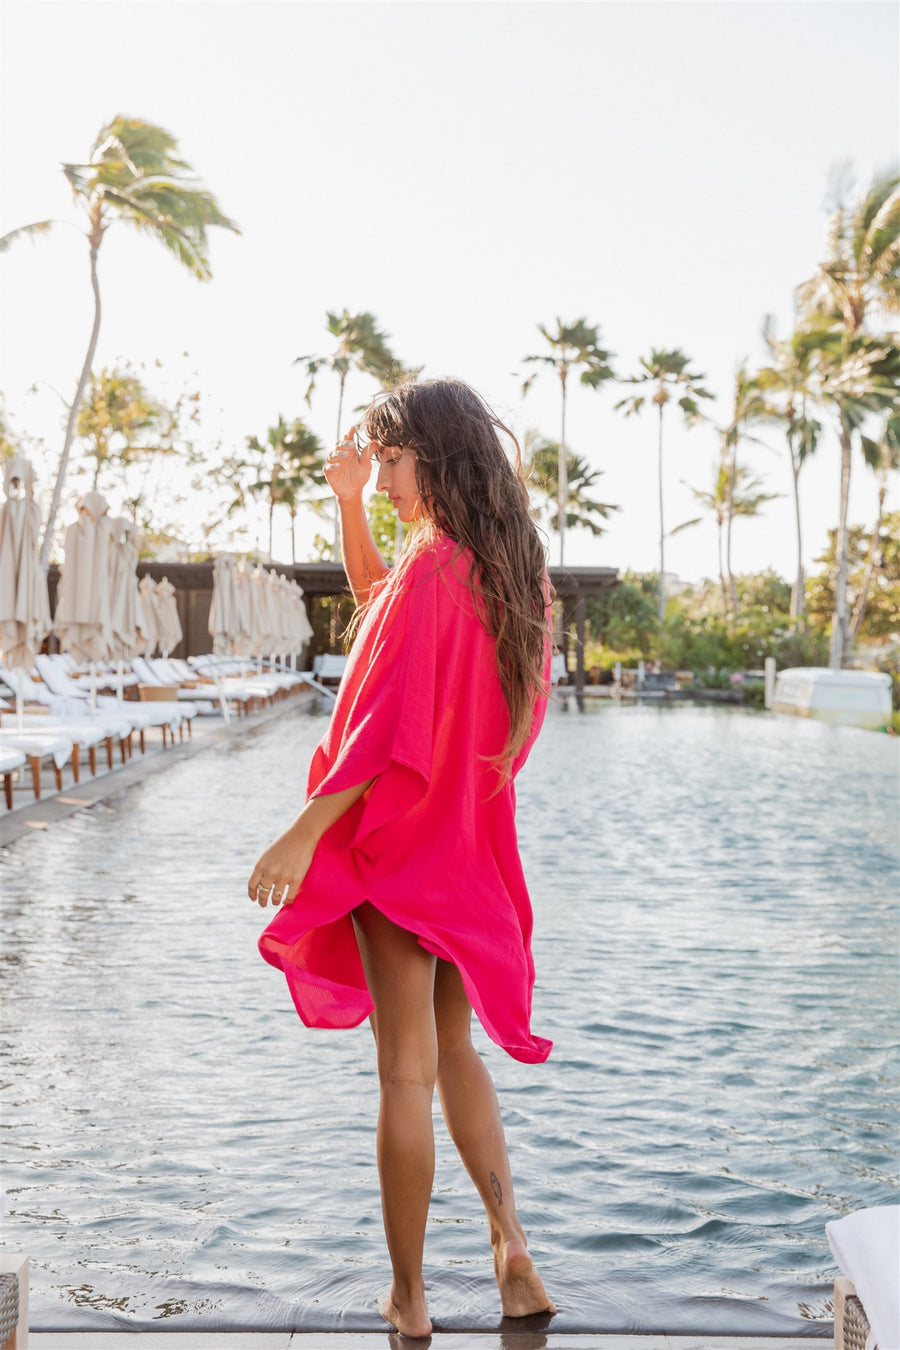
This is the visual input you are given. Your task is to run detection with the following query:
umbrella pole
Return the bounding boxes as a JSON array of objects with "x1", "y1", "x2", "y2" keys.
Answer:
[
  {"x1": 117, "y1": 660, "x2": 124, "y2": 703},
  {"x1": 90, "y1": 662, "x2": 97, "y2": 716},
  {"x1": 15, "y1": 682, "x2": 24, "y2": 735}
]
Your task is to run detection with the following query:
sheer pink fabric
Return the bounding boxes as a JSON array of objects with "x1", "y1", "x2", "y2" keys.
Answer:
[{"x1": 259, "y1": 534, "x2": 552, "y2": 1063}]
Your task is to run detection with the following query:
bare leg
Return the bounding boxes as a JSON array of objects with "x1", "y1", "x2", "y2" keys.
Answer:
[
  {"x1": 352, "y1": 903, "x2": 437, "y2": 1338},
  {"x1": 433, "y1": 959, "x2": 555, "y2": 1318}
]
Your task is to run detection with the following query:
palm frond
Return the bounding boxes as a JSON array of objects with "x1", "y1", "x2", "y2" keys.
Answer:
[{"x1": 0, "y1": 220, "x2": 56, "y2": 251}]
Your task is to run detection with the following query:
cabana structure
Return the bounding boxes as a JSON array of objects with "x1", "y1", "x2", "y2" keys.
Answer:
[{"x1": 47, "y1": 560, "x2": 620, "y2": 693}]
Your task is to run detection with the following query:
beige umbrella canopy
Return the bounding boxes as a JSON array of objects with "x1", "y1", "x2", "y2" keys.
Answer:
[
  {"x1": 0, "y1": 456, "x2": 51, "y2": 673},
  {"x1": 107, "y1": 517, "x2": 142, "y2": 662},
  {"x1": 249, "y1": 564, "x2": 279, "y2": 657},
  {"x1": 209, "y1": 553, "x2": 239, "y2": 655},
  {"x1": 137, "y1": 574, "x2": 160, "y2": 657},
  {"x1": 54, "y1": 490, "x2": 113, "y2": 664},
  {"x1": 153, "y1": 577, "x2": 183, "y2": 658}
]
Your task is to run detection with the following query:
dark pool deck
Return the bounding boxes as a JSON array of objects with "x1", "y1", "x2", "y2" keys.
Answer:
[{"x1": 28, "y1": 1334, "x2": 829, "y2": 1348}]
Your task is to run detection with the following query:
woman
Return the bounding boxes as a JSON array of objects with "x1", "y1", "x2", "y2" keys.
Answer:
[{"x1": 248, "y1": 378, "x2": 555, "y2": 1338}]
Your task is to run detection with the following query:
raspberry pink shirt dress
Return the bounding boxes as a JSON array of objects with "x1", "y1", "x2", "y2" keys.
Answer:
[{"x1": 259, "y1": 534, "x2": 552, "y2": 1064}]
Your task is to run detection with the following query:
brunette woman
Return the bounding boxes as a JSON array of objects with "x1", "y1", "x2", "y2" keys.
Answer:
[{"x1": 248, "y1": 379, "x2": 555, "y2": 1337}]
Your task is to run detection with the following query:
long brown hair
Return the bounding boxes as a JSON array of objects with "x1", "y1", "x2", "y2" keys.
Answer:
[{"x1": 362, "y1": 378, "x2": 550, "y2": 774}]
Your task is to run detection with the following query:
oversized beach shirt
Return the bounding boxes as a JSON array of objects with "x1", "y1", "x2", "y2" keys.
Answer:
[{"x1": 259, "y1": 534, "x2": 552, "y2": 1064}]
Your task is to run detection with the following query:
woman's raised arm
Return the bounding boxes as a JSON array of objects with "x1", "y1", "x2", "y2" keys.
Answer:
[{"x1": 325, "y1": 430, "x2": 390, "y2": 605}]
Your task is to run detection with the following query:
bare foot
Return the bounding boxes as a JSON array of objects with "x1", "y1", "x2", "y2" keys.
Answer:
[
  {"x1": 493, "y1": 1237, "x2": 556, "y2": 1318},
  {"x1": 377, "y1": 1289, "x2": 433, "y2": 1339}
]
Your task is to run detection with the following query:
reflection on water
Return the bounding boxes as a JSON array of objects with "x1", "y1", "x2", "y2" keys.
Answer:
[{"x1": 1, "y1": 704, "x2": 897, "y2": 1334}]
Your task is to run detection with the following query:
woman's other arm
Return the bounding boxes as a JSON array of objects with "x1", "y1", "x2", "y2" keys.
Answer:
[
  {"x1": 325, "y1": 430, "x2": 389, "y2": 605},
  {"x1": 248, "y1": 777, "x2": 375, "y2": 906}
]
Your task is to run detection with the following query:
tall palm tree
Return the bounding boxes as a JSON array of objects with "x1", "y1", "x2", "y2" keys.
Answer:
[
  {"x1": 806, "y1": 327, "x2": 900, "y2": 666},
  {"x1": 755, "y1": 316, "x2": 826, "y2": 627},
  {"x1": 522, "y1": 319, "x2": 615, "y2": 567},
  {"x1": 296, "y1": 310, "x2": 397, "y2": 558},
  {"x1": 524, "y1": 432, "x2": 619, "y2": 540},
  {"x1": 615, "y1": 348, "x2": 713, "y2": 621},
  {"x1": 245, "y1": 417, "x2": 328, "y2": 561},
  {"x1": 718, "y1": 364, "x2": 780, "y2": 617},
  {"x1": 848, "y1": 409, "x2": 900, "y2": 646},
  {"x1": 795, "y1": 168, "x2": 900, "y2": 667},
  {"x1": 0, "y1": 116, "x2": 238, "y2": 565},
  {"x1": 674, "y1": 460, "x2": 778, "y2": 615}
]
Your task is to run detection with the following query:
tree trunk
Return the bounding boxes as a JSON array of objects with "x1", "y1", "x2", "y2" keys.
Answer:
[
  {"x1": 41, "y1": 238, "x2": 102, "y2": 566},
  {"x1": 725, "y1": 440, "x2": 739, "y2": 619},
  {"x1": 290, "y1": 508, "x2": 296, "y2": 565},
  {"x1": 268, "y1": 499, "x2": 274, "y2": 561},
  {"x1": 829, "y1": 413, "x2": 853, "y2": 670},
  {"x1": 657, "y1": 402, "x2": 666, "y2": 623},
  {"x1": 332, "y1": 372, "x2": 346, "y2": 561},
  {"x1": 717, "y1": 516, "x2": 728, "y2": 615},
  {"x1": 848, "y1": 468, "x2": 886, "y2": 646},
  {"x1": 788, "y1": 442, "x2": 806, "y2": 629},
  {"x1": 558, "y1": 368, "x2": 568, "y2": 568}
]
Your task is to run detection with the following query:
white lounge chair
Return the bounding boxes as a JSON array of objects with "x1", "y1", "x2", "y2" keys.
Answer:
[
  {"x1": 0, "y1": 728, "x2": 73, "y2": 799},
  {"x1": 0, "y1": 746, "x2": 26, "y2": 810},
  {"x1": 130, "y1": 656, "x2": 217, "y2": 714},
  {"x1": 0, "y1": 706, "x2": 106, "y2": 783},
  {"x1": 36, "y1": 655, "x2": 195, "y2": 748},
  {"x1": 1, "y1": 664, "x2": 136, "y2": 766}
]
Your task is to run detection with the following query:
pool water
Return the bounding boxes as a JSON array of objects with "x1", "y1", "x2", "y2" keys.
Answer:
[{"x1": 2, "y1": 702, "x2": 897, "y2": 1335}]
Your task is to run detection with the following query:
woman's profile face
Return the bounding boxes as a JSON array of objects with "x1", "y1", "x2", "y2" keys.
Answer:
[{"x1": 374, "y1": 446, "x2": 425, "y2": 523}]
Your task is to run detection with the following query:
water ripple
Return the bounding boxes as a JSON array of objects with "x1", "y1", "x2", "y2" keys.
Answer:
[{"x1": 1, "y1": 703, "x2": 897, "y2": 1334}]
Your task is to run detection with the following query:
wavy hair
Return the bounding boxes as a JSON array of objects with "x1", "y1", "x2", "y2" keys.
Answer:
[{"x1": 362, "y1": 378, "x2": 551, "y2": 775}]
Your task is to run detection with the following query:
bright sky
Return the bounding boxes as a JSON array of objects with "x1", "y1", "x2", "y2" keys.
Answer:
[{"x1": 1, "y1": 0, "x2": 897, "y2": 581}]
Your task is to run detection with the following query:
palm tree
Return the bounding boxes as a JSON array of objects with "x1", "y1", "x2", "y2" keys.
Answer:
[
  {"x1": 245, "y1": 417, "x2": 328, "y2": 561},
  {"x1": 522, "y1": 319, "x2": 615, "y2": 567},
  {"x1": 718, "y1": 364, "x2": 780, "y2": 617},
  {"x1": 806, "y1": 328, "x2": 900, "y2": 666},
  {"x1": 296, "y1": 310, "x2": 397, "y2": 557},
  {"x1": 848, "y1": 409, "x2": 900, "y2": 646},
  {"x1": 615, "y1": 348, "x2": 713, "y2": 621},
  {"x1": 795, "y1": 167, "x2": 900, "y2": 667},
  {"x1": 0, "y1": 116, "x2": 238, "y2": 565},
  {"x1": 77, "y1": 365, "x2": 166, "y2": 490},
  {"x1": 524, "y1": 432, "x2": 619, "y2": 541},
  {"x1": 755, "y1": 316, "x2": 826, "y2": 627},
  {"x1": 674, "y1": 460, "x2": 778, "y2": 615}
]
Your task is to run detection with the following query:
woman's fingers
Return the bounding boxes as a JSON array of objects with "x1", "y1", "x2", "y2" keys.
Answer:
[
  {"x1": 324, "y1": 426, "x2": 372, "y2": 499},
  {"x1": 248, "y1": 872, "x2": 294, "y2": 906}
]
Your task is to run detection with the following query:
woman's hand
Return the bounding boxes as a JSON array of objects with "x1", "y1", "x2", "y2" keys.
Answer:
[
  {"x1": 324, "y1": 426, "x2": 373, "y2": 502},
  {"x1": 248, "y1": 824, "x2": 316, "y2": 907}
]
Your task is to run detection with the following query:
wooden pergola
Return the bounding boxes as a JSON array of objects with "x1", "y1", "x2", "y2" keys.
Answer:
[{"x1": 47, "y1": 559, "x2": 620, "y2": 692}]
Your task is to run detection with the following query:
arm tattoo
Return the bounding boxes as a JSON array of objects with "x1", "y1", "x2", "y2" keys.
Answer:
[{"x1": 490, "y1": 1171, "x2": 503, "y2": 1206}]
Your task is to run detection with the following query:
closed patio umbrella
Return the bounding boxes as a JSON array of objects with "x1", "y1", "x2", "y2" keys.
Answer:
[
  {"x1": 0, "y1": 456, "x2": 52, "y2": 729},
  {"x1": 209, "y1": 553, "x2": 238, "y2": 656},
  {"x1": 153, "y1": 577, "x2": 183, "y2": 658},
  {"x1": 54, "y1": 491, "x2": 113, "y2": 666},
  {"x1": 107, "y1": 517, "x2": 142, "y2": 702},
  {"x1": 137, "y1": 574, "x2": 160, "y2": 657}
]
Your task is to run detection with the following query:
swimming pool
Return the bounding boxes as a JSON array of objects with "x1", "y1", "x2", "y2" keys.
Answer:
[{"x1": 2, "y1": 703, "x2": 897, "y2": 1334}]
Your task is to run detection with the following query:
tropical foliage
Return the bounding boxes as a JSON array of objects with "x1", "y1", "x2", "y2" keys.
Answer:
[
  {"x1": 614, "y1": 348, "x2": 713, "y2": 620},
  {"x1": 522, "y1": 318, "x2": 615, "y2": 565},
  {"x1": 244, "y1": 417, "x2": 328, "y2": 563},
  {"x1": 1, "y1": 117, "x2": 237, "y2": 564},
  {"x1": 524, "y1": 432, "x2": 618, "y2": 539}
]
